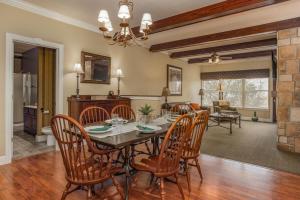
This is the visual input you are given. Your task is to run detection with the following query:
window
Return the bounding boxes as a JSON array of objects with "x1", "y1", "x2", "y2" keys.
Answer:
[
  {"x1": 222, "y1": 79, "x2": 243, "y2": 107},
  {"x1": 202, "y1": 78, "x2": 269, "y2": 109},
  {"x1": 202, "y1": 80, "x2": 219, "y2": 106},
  {"x1": 244, "y1": 78, "x2": 269, "y2": 109}
]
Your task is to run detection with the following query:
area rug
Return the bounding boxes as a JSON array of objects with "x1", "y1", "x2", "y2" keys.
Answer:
[{"x1": 201, "y1": 121, "x2": 300, "y2": 174}]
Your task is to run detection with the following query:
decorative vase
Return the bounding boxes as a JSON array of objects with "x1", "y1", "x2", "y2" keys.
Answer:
[
  {"x1": 252, "y1": 111, "x2": 259, "y2": 122},
  {"x1": 142, "y1": 115, "x2": 151, "y2": 124}
]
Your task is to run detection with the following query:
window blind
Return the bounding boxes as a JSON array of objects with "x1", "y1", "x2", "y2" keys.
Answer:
[{"x1": 200, "y1": 69, "x2": 270, "y2": 80}]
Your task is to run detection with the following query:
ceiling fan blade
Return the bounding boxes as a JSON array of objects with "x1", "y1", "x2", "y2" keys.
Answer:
[{"x1": 220, "y1": 57, "x2": 232, "y2": 60}]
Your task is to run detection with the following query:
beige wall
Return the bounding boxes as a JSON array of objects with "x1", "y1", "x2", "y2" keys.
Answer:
[
  {"x1": 0, "y1": 4, "x2": 201, "y2": 156},
  {"x1": 199, "y1": 58, "x2": 273, "y2": 120}
]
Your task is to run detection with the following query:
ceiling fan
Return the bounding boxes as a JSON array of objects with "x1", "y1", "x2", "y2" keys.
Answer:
[{"x1": 208, "y1": 52, "x2": 232, "y2": 64}]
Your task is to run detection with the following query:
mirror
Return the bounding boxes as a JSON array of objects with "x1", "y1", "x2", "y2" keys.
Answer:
[{"x1": 81, "y1": 51, "x2": 111, "y2": 84}]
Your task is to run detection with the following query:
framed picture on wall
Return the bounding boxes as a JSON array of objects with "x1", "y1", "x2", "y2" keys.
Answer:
[
  {"x1": 167, "y1": 65, "x2": 182, "y2": 96},
  {"x1": 81, "y1": 51, "x2": 111, "y2": 84}
]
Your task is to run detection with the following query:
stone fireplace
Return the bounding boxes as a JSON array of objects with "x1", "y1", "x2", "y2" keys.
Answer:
[{"x1": 277, "y1": 27, "x2": 300, "y2": 153}]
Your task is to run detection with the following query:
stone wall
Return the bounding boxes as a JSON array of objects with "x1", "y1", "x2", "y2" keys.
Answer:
[{"x1": 277, "y1": 28, "x2": 300, "y2": 153}]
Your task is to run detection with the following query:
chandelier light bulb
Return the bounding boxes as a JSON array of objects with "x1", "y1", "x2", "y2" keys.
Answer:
[
  {"x1": 98, "y1": 10, "x2": 110, "y2": 23},
  {"x1": 121, "y1": 27, "x2": 130, "y2": 36},
  {"x1": 105, "y1": 21, "x2": 113, "y2": 32},
  {"x1": 139, "y1": 23, "x2": 147, "y2": 33},
  {"x1": 118, "y1": 4, "x2": 131, "y2": 19}
]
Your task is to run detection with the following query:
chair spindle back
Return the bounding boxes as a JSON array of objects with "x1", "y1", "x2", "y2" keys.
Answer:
[
  {"x1": 79, "y1": 106, "x2": 110, "y2": 126},
  {"x1": 51, "y1": 115, "x2": 110, "y2": 184},
  {"x1": 157, "y1": 114, "x2": 193, "y2": 174},
  {"x1": 111, "y1": 105, "x2": 136, "y2": 121},
  {"x1": 184, "y1": 111, "x2": 209, "y2": 158}
]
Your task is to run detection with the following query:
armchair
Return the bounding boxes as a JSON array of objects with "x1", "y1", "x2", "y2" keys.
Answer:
[{"x1": 213, "y1": 100, "x2": 237, "y2": 114}]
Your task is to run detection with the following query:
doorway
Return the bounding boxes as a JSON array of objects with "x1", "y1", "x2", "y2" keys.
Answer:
[
  {"x1": 13, "y1": 42, "x2": 56, "y2": 160},
  {"x1": 3, "y1": 33, "x2": 64, "y2": 164}
]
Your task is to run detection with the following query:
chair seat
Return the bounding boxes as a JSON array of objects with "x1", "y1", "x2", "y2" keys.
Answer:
[
  {"x1": 68, "y1": 157, "x2": 123, "y2": 184},
  {"x1": 132, "y1": 156, "x2": 159, "y2": 173},
  {"x1": 132, "y1": 156, "x2": 179, "y2": 177}
]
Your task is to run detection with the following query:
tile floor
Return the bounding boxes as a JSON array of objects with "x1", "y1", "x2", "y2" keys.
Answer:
[{"x1": 13, "y1": 131, "x2": 55, "y2": 160}]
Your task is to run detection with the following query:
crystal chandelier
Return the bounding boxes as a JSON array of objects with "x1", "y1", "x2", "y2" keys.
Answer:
[{"x1": 98, "y1": 0, "x2": 153, "y2": 47}]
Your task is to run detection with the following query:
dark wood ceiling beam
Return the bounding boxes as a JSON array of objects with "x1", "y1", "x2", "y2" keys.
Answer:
[
  {"x1": 188, "y1": 50, "x2": 274, "y2": 64},
  {"x1": 150, "y1": 17, "x2": 300, "y2": 52},
  {"x1": 132, "y1": 0, "x2": 288, "y2": 36},
  {"x1": 170, "y1": 38, "x2": 277, "y2": 58}
]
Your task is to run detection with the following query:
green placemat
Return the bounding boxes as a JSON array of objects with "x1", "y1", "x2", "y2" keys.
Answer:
[
  {"x1": 136, "y1": 125, "x2": 154, "y2": 131},
  {"x1": 89, "y1": 126, "x2": 111, "y2": 132}
]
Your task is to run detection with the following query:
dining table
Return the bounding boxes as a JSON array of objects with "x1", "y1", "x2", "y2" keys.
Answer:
[{"x1": 86, "y1": 118, "x2": 171, "y2": 200}]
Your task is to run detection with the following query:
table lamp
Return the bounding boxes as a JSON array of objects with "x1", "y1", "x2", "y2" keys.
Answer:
[
  {"x1": 112, "y1": 68, "x2": 124, "y2": 97},
  {"x1": 73, "y1": 63, "x2": 84, "y2": 99},
  {"x1": 161, "y1": 87, "x2": 170, "y2": 109},
  {"x1": 199, "y1": 88, "x2": 204, "y2": 105}
]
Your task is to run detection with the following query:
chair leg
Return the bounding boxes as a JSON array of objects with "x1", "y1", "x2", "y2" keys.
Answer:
[
  {"x1": 195, "y1": 158, "x2": 203, "y2": 182},
  {"x1": 87, "y1": 185, "x2": 93, "y2": 200},
  {"x1": 111, "y1": 175, "x2": 125, "y2": 200},
  {"x1": 174, "y1": 173, "x2": 185, "y2": 200},
  {"x1": 61, "y1": 182, "x2": 71, "y2": 200},
  {"x1": 159, "y1": 178, "x2": 166, "y2": 200},
  {"x1": 145, "y1": 141, "x2": 152, "y2": 155},
  {"x1": 184, "y1": 159, "x2": 191, "y2": 193}
]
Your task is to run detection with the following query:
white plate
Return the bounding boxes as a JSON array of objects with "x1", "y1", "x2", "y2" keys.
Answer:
[
  {"x1": 134, "y1": 125, "x2": 162, "y2": 134},
  {"x1": 85, "y1": 125, "x2": 113, "y2": 134},
  {"x1": 105, "y1": 119, "x2": 128, "y2": 124}
]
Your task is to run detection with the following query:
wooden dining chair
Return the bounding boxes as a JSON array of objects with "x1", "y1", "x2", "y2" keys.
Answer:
[
  {"x1": 182, "y1": 110, "x2": 209, "y2": 192},
  {"x1": 111, "y1": 104, "x2": 136, "y2": 121},
  {"x1": 111, "y1": 104, "x2": 152, "y2": 157},
  {"x1": 79, "y1": 106, "x2": 111, "y2": 126},
  {"x1": 131, "y1": 114, "x2": 193, "y2": 200},
  {"x1": 51, "y1": 114, "x2": 124, "y2": 200},
  {"x1": 171, "y1": 104, "x2": 194, "y2": 115}
]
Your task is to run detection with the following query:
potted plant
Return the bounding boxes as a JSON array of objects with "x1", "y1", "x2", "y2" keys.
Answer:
[
  {"x1": 252, "y1": 111, "x2": 259, "y2": 122},
  {"x1": 138, "y1": 104, "x2": 154, "y2": 124}
]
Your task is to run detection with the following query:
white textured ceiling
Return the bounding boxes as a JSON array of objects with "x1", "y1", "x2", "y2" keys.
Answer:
[{"x1": 23, "y1": 0, "x2": 224, "y2": 27}]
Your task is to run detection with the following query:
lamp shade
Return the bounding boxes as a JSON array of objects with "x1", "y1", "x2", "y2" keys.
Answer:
[
  {"x1": 116, "y1": 68, "x2": 123, "y2": 77},
  {"x1": 141, "y1": 13, "x2": 152, "y2": 25},
  {"x1": 199, "y1": 88, "x2": 204, "y2": 96},
  {"x1": 118, "y1": 4, "x2": 130, "y2": 19},
  {"x1": 98, "y1": 10, "x2": 110, "y2": 23},
  {"x1": 139, "y1": 23, "x2": 147, "y2": 33},
  {"x1": 73, "y1": 63, "x2": 84, "y2": 74},
  {"x1": 161, "y1": 87, "x2": 170, "y2": 97}
]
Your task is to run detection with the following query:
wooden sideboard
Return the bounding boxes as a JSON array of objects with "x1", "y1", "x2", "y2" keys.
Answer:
[{"x1": 67, "y1": 95, "x2": 131, "y2": 121}]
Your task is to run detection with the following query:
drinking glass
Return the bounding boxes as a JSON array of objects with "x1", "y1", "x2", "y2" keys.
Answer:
[{"x1": 111, "y1": 114, "x2": 118, "y2": 127}]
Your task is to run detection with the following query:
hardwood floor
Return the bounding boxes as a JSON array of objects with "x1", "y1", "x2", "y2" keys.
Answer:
[{"x1": 0, "y1": 151, "x2": 300, "y2": 200}]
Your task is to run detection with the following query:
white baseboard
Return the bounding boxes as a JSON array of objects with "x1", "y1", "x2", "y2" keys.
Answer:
[
  {"x1": 0, "y1": 155, "x2": 10, "y2": 165},
  {"x1": 13, "y1": 122, "x2": 24, "y2": 131}
]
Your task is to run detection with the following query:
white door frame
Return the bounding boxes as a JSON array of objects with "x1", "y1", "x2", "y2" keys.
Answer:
[{"x1": 1, "y1": 33, "x2": 64, "y2": 165}]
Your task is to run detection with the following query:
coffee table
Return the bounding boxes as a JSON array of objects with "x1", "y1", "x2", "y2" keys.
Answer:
[{"x1": 208, "y1": 112, "x2": 241, "y2": 134}]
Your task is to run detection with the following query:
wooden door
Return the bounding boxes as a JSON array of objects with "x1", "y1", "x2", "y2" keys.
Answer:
[{"x1": 37, "y1": 47, "x2": 56, "y2": 135}]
